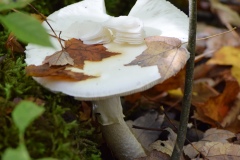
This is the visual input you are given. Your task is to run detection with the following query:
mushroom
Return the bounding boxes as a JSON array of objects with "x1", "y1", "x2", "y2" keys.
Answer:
[{"x1": 25, "y1": 0, "x2": 189, "y2": 159}]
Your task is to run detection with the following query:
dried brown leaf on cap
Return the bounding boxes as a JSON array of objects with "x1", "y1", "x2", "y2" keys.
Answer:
[
  {"x1": 43, "y1": 50, "x2": 74, "y2": 66},
  {"x1": 43, "y1": 38, "x2": 120, "y2": 68},
  {"x1": 26, "y1": 38, "x2": 120, "y2": 81},
  {"x1": 126, "y1": 36, "x2": 188, "y2": 81},
  {"x1": 64, "y1": 38, "x2": 120, "y2": 69},
  {"x1": 26, "y1": 64, "x2": 95, "y2": 81}
]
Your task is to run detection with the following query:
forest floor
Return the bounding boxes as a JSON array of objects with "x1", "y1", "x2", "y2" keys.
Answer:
[{"x1": 1, "y1": 0, "x2": 240, "y2": 160}]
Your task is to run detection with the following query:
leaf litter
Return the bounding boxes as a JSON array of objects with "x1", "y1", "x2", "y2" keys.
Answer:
[{"x1": 123, "y1": 19, "x2": 240, "y2": 160}]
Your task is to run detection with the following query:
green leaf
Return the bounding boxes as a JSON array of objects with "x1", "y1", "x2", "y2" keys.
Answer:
[
  {"x1": 2, "y1": 144, "x2": 31, "y2": 160},
  {"x1": 12, "y1": 100, "x2": 45, "y2": 134},
  {"x1": 0, "y1": 12, "x2": 52, "y2": 47},
  {"x1": 0, "y1": 0, "x2": 33, "y2": 11}
]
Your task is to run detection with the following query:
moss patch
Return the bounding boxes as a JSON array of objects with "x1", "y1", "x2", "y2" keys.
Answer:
[{"x1": 0, "y1": 0, "x2": 135, "y2": 159}]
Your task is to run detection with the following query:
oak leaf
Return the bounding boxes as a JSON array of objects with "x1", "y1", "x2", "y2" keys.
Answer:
[{"x1": 126, "y1": 36, "x2": 188, "y2": 81}]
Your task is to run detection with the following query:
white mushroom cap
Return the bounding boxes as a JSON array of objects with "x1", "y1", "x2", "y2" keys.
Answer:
[
  {"x1": 25, "y1": 0, "x2": 189, "y2": 100},
  {"x1": 129, "y1": 0, "x2": 189, "y2": 41}
]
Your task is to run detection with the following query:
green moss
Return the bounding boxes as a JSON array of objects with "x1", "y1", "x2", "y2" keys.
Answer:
[
  {"x1": 0, "y1": 30, "x2": 9, "y2": 57},
  {"x1": 0, "y1": 55, "x2": 100, "y2": 159},
  {"x1": 0, "y1": 0, "x2": 137, "y2": 159}
]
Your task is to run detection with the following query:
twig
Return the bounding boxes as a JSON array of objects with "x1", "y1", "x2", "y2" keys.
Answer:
[
  {"x1": 28, "y1": 4, "x2": 65, "y2": 49},
  {"x1": 132, "y1": 125, "x2": 165, "y2": 132},
  {"x1": 171, "y1": 0, "x2": 197, "y2": 159},
  {"x1": 196, "y1": 27, "x2": 237, "y2": 41},
  {"x1": 162, "y1": 108, "x2": 206, "y2": 159},
  {"x1": 181, "y1": 26, "x2": 237, "y2": 45},
  {"x1": 49, "y1": 34, "x2": 66, "y2": 41}
]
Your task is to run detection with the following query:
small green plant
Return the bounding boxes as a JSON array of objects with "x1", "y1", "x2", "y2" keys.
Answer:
[
  {"x1": 0, "y1": 0, "x2": 52, "y2": 47},
  {"x1": 2, "y1": 100, "x2": 56, "y2": 160}
]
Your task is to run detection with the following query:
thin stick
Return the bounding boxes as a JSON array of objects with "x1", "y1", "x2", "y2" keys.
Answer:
[
  {"x1": 196, "y1": 27, "x2": 237, "y2": 41},
  {"x1": 132, "y1": 125, "x2": 165, "y2": 131},
  {"x1": 171, "y1": 0, "x2": 197, "y2": 159},
  {"x1": 27, "y1": 4, "x2": 65, "y2": 49},
  {"x1": 162, "y1": 109, "x2": 207, "y2": 159},
  {"x1": 181, "y1": 27, "x2": 237, "y2": 45},
  {"x1": 49, "y1": 34, "x2": 66, "y2": 41}
]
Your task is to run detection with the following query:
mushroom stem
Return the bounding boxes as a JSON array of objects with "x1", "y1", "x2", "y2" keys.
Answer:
[{"x1": 93, "y1": 97, "x2": 146, "y2": 160}]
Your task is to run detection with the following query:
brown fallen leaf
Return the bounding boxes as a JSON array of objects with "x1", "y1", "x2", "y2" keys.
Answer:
[
  {"x1": 202, "y1": 128, "x2": 235, "y2": 142},
  {"x1": 193, "y1": 76, "x2": 240, "y2": 126},
  {"x1": 149, "y1": 128, "x2": 176, "y2": 156},
  {"x1": 26, "y1": 38, "x2": 120, "y2": 81},
  {"x1": 207, "y1": 46, "x2": 240, "y2": 84},
  {"x1": 189, "y1": 142, "x2": 240, "y2": 160},
  {"x1": 65, "y1": 38, "x2": 120, "y2": 69},
  {"x1": 126, "y1": 36, "x2": 188, "y2": 81},
  {"x1": 43, "y1": 50, "x2": 74, "y2": 66},
  {"x1": 134, "y1": 150, "x2": 170, "y2": 160},
  {"x1": 210, "y1": 0, "x2": 240, "y2": 27},
  {"x1": 43, "y1": 38, "x2": 120, "y2": 68},
  {"x1": 5, "y1": 33, "x2": 25, "y2": 55},
  {"x1": 127, "y1": 111, "x2": 164, "y2": 151},
  {"x1": 209, "y1": 0, "x2": 240, "y2": 39},
  {"x1": 79, "y1": 101, "x2": 92, "y2": 121},
  {"x1": 221, "y1": 99, "x2": 240, "y2": 133},
  {"x1": 196, "y1": 23, "x2": 240, "y2": 57},
  {"x1": 192, "y1": 81, "x2": 219, "y2": 107},
  {"x1": 184, "y1": 128, "x2": 236, "y2": 159},
  {"x1": 26, "y1": 64, "x2": 95, "y2": 81}
]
